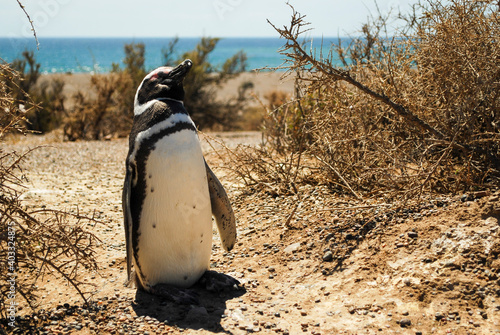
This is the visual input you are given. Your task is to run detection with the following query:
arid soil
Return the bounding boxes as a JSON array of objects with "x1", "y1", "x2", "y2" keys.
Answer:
[{"x1": 2, "y1": 131, "x2": 500, "y2": 335}]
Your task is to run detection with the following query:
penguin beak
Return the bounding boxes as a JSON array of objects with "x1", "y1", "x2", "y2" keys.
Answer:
[{"x1": 167, "y1": 59, "x2": 193, "y2": 82}]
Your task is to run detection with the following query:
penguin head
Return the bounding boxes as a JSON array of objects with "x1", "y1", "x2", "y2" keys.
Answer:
[{"x1": 135, "y1": 59, "x2": 192, "y2": 107}]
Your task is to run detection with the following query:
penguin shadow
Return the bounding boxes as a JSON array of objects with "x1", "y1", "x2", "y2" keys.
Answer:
[{"x1": 132, "y1": 274, "x2": 246, "y2": 333}]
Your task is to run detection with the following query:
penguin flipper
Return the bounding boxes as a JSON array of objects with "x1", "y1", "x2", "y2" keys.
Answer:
[
  {"x1": 205, "y1": 161, "x2": 237, "y2": 251},
  {"x1": 122, "y1": 170, "x2": 134, "y2": 283}
]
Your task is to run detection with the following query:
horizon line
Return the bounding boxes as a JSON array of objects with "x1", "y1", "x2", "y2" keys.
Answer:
[{"x1": 0, "y1": 35, "x2": 357, "y2": 40}]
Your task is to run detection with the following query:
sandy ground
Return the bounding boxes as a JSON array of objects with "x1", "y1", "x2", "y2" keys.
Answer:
[{"x1": 1, "y1": 131, "x2": 500, "y2": 334}]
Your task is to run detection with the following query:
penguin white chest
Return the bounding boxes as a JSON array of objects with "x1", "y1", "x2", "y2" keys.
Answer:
[{"x1": 136, "y1": 129, "x2": 212, "y2": 288}]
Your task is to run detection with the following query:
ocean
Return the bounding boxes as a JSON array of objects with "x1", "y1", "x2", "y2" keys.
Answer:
[{"x1": 0, "y1": 37, "x2": 345, "y2": 74}]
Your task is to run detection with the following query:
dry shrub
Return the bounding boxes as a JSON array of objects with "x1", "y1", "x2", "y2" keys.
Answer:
[
  {"x1": 2, "y1": 50, "x2": 66, "y2": 133},
  {"x1": 228, "y1": 0, "x2": 499, "y2": 200},
  {"x1": 0, "y1": 64, "x2": 30, "y2": 139},
  {"x1": 0, "y1": 64, "x2": 100, "y2": 319},
  {"x1": 63, "y1": 72, "x2": 133, "y2": 141},
  {"x1": 63, "y1": 42, "x2": 144, "y2": 141}
]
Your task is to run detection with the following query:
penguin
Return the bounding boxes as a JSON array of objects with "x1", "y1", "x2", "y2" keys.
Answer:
[{"x1": 122, "y1": 59, "x2": 238, "y2": 303}]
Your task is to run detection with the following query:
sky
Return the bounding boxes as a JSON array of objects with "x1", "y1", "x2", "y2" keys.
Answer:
[{"x1": 1, "y1": 0, "x2": 417, "y2": 38}]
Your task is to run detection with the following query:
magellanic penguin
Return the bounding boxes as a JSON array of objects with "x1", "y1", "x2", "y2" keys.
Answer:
[{"x1": 122, "y1": 59, "x2": 238, "y2": 301}]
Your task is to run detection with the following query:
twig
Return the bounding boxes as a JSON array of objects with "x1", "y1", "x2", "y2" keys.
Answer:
[
  {"x1": 313, "y1": 153, "x2": 363, "y2": 200},
  {"x1": 267, "y1": 6, "x2": 448, "y2": 141},
  {"x1": 318, "y1": 203, "x2": 392, "y2": 212},
  {"x1": 283, "y1": 199, "x2": 301, "y2": 228},
  {"x1": 16, "y1": 0, "x2": 39, "y2": 49}
]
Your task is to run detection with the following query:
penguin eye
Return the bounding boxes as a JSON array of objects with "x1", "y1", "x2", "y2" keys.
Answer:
[{"x1": 147, "y1": 68, "x2": 172, "y2": 82}]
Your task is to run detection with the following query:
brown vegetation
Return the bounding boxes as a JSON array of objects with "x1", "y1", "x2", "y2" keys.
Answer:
[
  {"x1": 227, "y1": 0, "x2": 499, "y2": 200},
  {"x1": 0, "y1": 64, "x2": 99, "y2": 318}
]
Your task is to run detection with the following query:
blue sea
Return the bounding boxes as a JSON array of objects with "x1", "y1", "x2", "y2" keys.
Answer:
[{"x1": 0, "y1": 37, "x2": 346, "y2": 74}]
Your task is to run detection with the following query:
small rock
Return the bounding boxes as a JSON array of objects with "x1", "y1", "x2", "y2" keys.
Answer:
[
  {"x1": 402, "y1": 311, "x2": 409, "y2": 316},
  {"x1": 325, "y1": 233, "x2": 335, "y2": 242},
  {"x1": 345, "y1": 233, "x2": 355, "y2": 240},
  {"x1": 399, "y1": 318, "x2": 411, "y2": 327},
  {"x1": 408, "y1": 231, "x2": 418, "y2": 238},
  {"x1": 322, "y1": 251, "x2": 333, "y2": 262},
  {"x1": 435, "y1": 312, "x2": 444, "y2": 321},
  {"x1": 284, "y1": 242, "x2": 301, "y2": 253}
]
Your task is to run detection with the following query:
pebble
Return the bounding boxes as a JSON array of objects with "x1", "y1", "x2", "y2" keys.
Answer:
[
  {"x1": 399, "y1": 318, "x2": 411, "y2": 327},
  {"x1": 284, "y1": 242, "x2": 301, "y2": 253},
  {"x1": 322, "y1": 251, "x2": 333, "y2": 262}
]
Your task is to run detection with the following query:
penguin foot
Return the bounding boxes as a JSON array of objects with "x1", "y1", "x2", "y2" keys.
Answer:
[
  {"x1": 149, "y1": 284, "x2": 199, "y2": 305},
  {"x1": 198, "y1": 270, "x2": 241, "y2": 292}
]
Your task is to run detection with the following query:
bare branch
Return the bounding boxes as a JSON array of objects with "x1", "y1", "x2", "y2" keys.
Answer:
[{"x1": 16, "y1": 0, "x2": 39, "y2": 49}]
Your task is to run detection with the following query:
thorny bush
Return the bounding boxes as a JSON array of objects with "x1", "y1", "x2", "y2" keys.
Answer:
[
  {"x1": 228, "y1": 0, "x2": 499, "y2": 200},
  {"x1": 0, "y1": 63, "x2": 100, "y2": 318}
]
